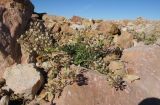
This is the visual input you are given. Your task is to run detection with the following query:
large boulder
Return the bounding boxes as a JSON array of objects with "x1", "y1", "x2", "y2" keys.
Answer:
[
  {"x1": 121, "y1": 45, "x2": 160, "y2": 97},
  {"x1": 3, "y1": 64, "x2": 44, "y2": 97},
  {"x1": 0, "y1": 0, "x2": 34, "y2": 78},
  {"x1": 54, "y1": 45, "x2": 160, "y2": 105}
]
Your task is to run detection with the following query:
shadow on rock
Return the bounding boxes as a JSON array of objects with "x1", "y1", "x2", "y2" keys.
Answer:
[
  {"x1": 139, "y1": 97, "x2": 160, "y2": 105},
  {"x1": 76, "y1": 74, "x2": 88, "y2": 86}
]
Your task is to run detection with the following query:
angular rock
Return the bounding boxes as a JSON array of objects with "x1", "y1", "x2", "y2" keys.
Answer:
[
  {"x1": 52, "y1": 23, "x2": 61, "y2": 33},
  {"x1": 0, "y1": 0, "x2": 34, "y2": 77},
  {"x1": 114, "y1": 31, "x2": 134, "y2": 49},
  {"x1": 71, "y1": 16, "x2": 83, "y2": 24},
  {"x1": 96, "y1": 22, "x2": 121, "y2": 35},
  {"x1": 54, "y1": 45, "x2": 160, "y2": 105},
  {"x1": 3, "y1": 64, "x2": 44, "y2": 97},
  {"x1": 42, "y1": 14, "x2": 65, "y2": 29},
  {"x1": 0, "y1": 0, "x2": 34, "y2": 59},
  {"x1": 61, "y1": 23, "x2": 76, "y2": 35},
  {"x1": 110, "y1": 23, "x2": 121, "y2": 35},
  {"x1": 43, "y1": 14, "x2": 65, "y2": 22}
]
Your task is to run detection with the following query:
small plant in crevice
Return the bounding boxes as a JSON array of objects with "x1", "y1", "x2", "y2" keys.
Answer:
[
  {"x1": 17, "y1": 19, "x2": 55, "y2": 55},
  {"x1": 108, "y1": 74, "x2": 126, "y2": 91}
]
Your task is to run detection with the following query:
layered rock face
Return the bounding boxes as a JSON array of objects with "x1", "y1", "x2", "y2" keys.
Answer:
[{"x1": 0, "y1": 0, "x2": 34, "y2": 78}]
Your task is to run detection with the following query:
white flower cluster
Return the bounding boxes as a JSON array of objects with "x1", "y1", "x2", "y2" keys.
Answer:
[{"x1": 18, "y1": 20, "x2": 54, "y2": 54}]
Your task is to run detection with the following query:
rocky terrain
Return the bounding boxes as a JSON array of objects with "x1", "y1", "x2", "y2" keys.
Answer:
[{"x1": 1, "y1": 0, "x2": 160, "y2": 105}]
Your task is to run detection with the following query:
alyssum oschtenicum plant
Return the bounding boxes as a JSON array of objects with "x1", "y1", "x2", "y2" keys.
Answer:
[{"x1": 61, "y1": 39, "x2": 107, "y2": 68}]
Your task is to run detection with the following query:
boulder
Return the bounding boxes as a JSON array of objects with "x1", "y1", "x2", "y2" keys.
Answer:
[
  {"x1": 42, "y1": 14, "x2": 65, "y2": 29},
  {"x1": 71, "y1": 16, "x2": 83, "y2": 24},
  {"x1": 96, "y1": 22, "x2": 121, "y2": 35},
  {"x1": 114, "y1": 31, "x2": 134, "y2": 49},
  {"x1": 0, "y1": 0, "x2": 34, "y2": 77},
  {"x1": 52, "y1": 23, "x2": 61, "y2": 33},
  {"x1": 3, "y1": 64, "x2": 44, "y2": 97},
  {"x1": 54, "y1": 45, "x2": 160, "y2": 105},
  {"x1": 43, "y1": 14, "x2": 65, "y2": 22},
  {"x1": 61, "y1": 23, "x2": 76, "y2": 35},
  {"x1": 121, "y1": 45, "x2": 160, "y2": 102}
]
